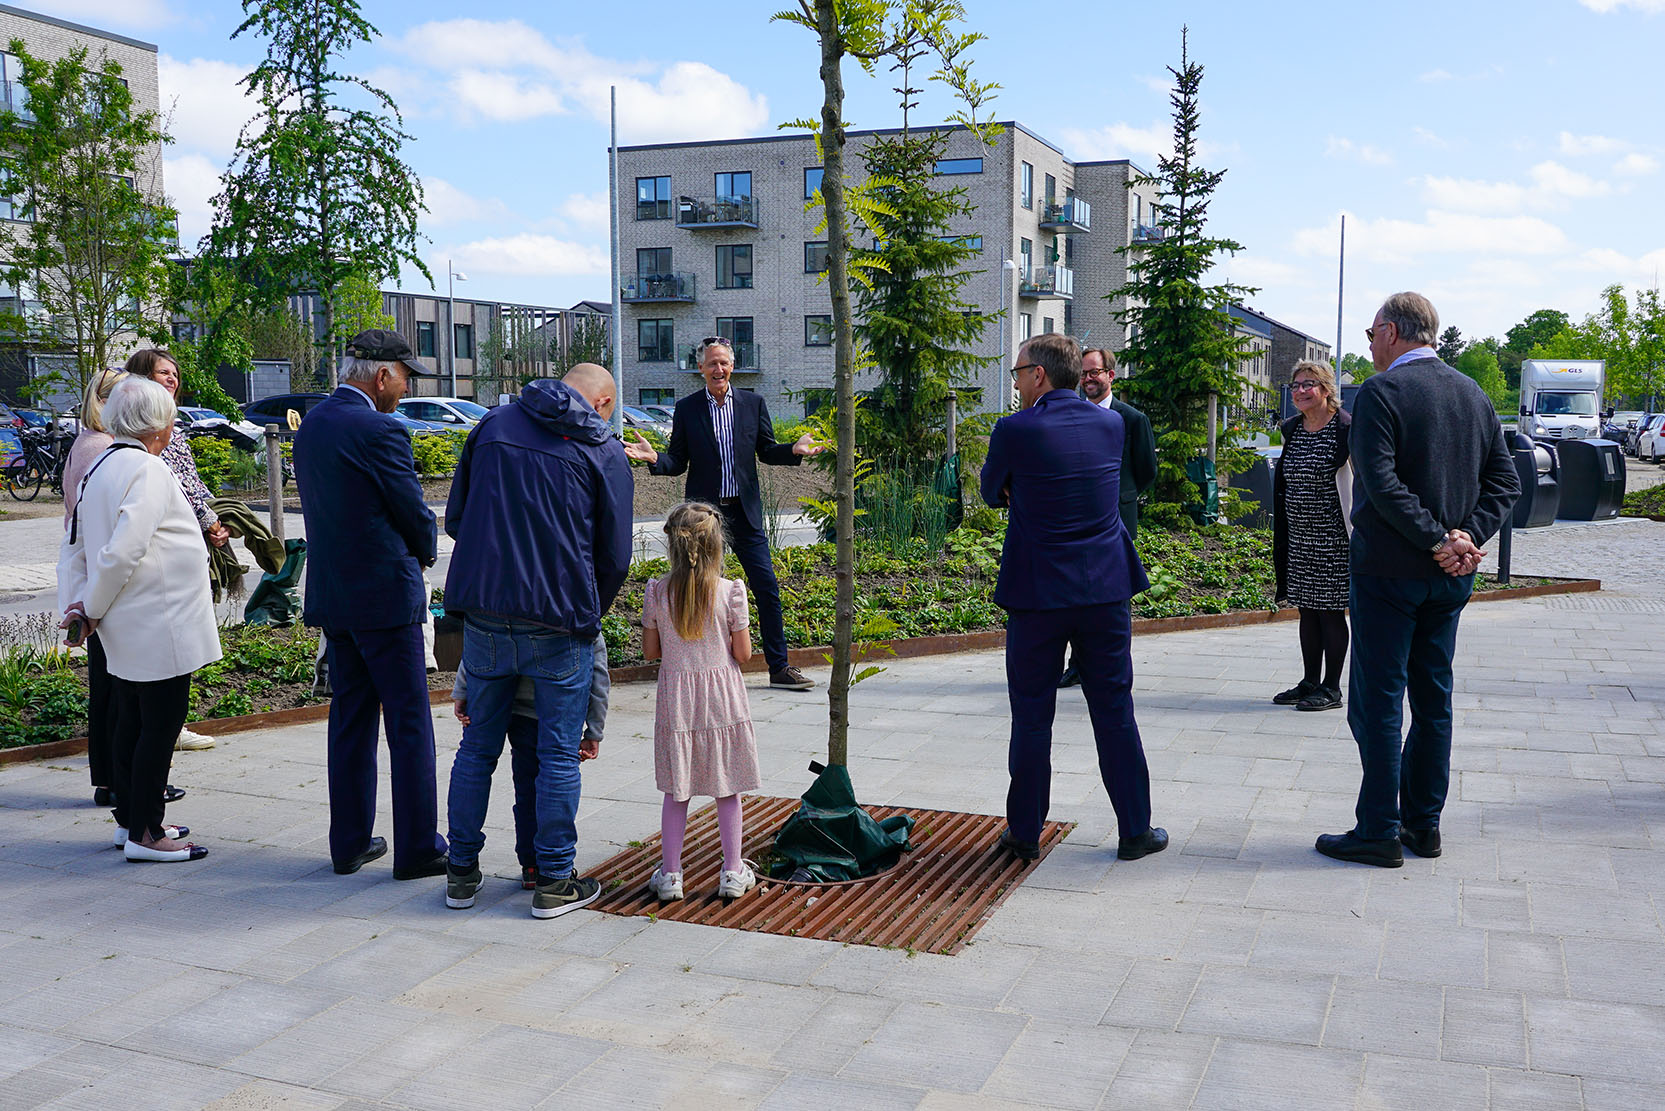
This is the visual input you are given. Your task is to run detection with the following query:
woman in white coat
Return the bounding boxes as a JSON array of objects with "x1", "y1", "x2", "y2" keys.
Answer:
[{"x1": 59, "y1": 377, "x2": 222, "y2": 862}]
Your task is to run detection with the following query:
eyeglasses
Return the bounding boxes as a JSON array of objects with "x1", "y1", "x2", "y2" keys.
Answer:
[
  {"x1": 1081, "y1": 366, "x2": 1112, "y2": 378},
  {"x1": 1291, "y1": 380, "x2": 1322, "y2": 392},
  {"x1": 1009, "y1": 362, "x2": 1041, "y2": 379},
  {"x1": 1365, "y1": 322, "x2": 1393, "y2": 343}
]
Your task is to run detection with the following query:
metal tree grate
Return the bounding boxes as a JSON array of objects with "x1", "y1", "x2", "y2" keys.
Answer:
[{"x1": 588, "y1": 796, "x2": 1072, "y2": 956}]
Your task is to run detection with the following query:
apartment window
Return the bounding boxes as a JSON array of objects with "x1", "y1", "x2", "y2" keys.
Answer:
[
  {"x1": 640, "y1": 388, "x2": 676, "y2": 407},
  {"x1": 941, "y1": 234, "x2": 982, "y2": 251},
  {"x1": 1019, "y1": 237, "x2": 1033, "y2": 276},
  {"x1": 805, "y1": 314, "x2": 832, "y2": 346},
  {"x1": 636, "y1": 246, "x2": 672, "y2": 277},
  {"x1": 804, "y1": 166, "x2": 823, "y2": 198},
  {"x1": 715, "y1": 171, "x2": 752, "y2": 202},
  {"x1": 1020, "y1": 313, "x2": 1033, "y2": 341},
  {"x1": 453, "y1": 323, "x2": 474, "y2": 359},
  {"x1": 416, "y1": 321, "x2": 435, "y2": 358},
  {"x1": 1042, "y1": 316, "x2": 1055, "y2": 335},
  {"x1": 716, "y1": 244, "x2": 752, "y2": 289},
  {"x1": 1020, "y1": 161, "x2": 1033, "y2": 208},
  {"x1": 638, "y1": 318, "x2": 673, "y2": 362},
  {"x1": 804, "y1": 240, "x2": 828, "y2": 273},
  {"x1": 1044, "y1": 173, "x2": 1056, "y2": 205},
  {"x1": 0, "y1": 170, "x2": 29, "y2": 222},
  {"x1": 636, "y1": 175, "x2": 671, "y2": 220},
  {"x1": 934, "y1": 157, "x2": 983, "y2": 175},
  {"x1": 715, "y1": 316, "x2": 754, "y2": 346}
]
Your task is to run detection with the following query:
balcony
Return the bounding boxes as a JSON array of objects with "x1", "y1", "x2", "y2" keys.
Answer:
[
  {"x1": 1018, "y1": 264, "x2": 1073, "y2": 300},
  {"x1": 1132, "y1": 224, "x2": 1166, "y2": 244},
  {"x1": 676, "y1": 194, "x2": 759, "y2": 230},
  {"x1": 621, "y1": 271, "x2": 696, "y2": 303},
  {"x1": 1038, "y1": 197, "x2": 1091, "y2": 233},
  {"x1": 679, "y1": 341, "x2": 762, "y2": 371},
  {"x1": 2, "y1": 80, "x2": 32, "y2": 123}
]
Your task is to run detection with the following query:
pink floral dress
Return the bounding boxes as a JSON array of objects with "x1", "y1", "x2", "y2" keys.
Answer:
[{"x1": 643, "y1": 576, "x2": 760, "y2": 801}]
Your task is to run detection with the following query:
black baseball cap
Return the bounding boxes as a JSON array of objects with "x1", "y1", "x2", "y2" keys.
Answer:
[{"x1": 345, "y1": 328, "x2": 425, "y2": 369}]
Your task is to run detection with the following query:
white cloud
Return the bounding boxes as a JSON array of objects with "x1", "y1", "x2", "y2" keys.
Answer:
[
  {"x1": 1292, "y1": 209, "x2": 1570, "y2": 265},
  {"x1": 158, "y1": 55, "x2": 258, "y2": 160},
  {"x1": 1579, "y1": 0, "x2": 1665, "y2": 10},
  {"x1": 24, "y1": 0, "x2": 174, "y2": 29},
  {"x1": 163, "y1": 153, "x2": 223, "y2": 249},
  {"x1": 1558, "y1": 131, "x2": 1627, "y2": 156},
  {"x1": 1136, "y1": 74, "x2": 1172, "y2": 94},
  {"x1": 1418, "y1": 69, "x2": 1453, "y2": 82},
  {"x1": 1528, "y1": 160, "x2": 1611, "y2": 199},
  {"x1": 1614, "y1": 152, "x2": 1659, "y2": 176},
  {"x1": 1413, "y1": 127, "x2": 1453, "y2": 149},
  {"x1": 421, "y1": 178, "x2": 513, "y2": 228},
  {"x1": 580, "y1": 62, "x2": 769, "y2": 144},
  {"x1": 448, "y1": 71, "x2": 567, "y2": 123},
  {"x1": 559, "y1": 192, "x2": 610, "y2": 235},
  {"x1": 1418, "y1": 176, "x2": 1529, "y2": 213},
  {"x1": 1057, "y1": 122, "x2": 1172, "y2": 165},
  {"x1": 444, "y1": 234, "x2": 610, "y2": 278},
  {"x1": 1325, "y1": 137, "x2": 1394, "y2": 166}
]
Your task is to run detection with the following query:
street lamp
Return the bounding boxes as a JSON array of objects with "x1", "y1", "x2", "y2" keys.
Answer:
[
  {"x1": 1000, "y1": 259, "x2": 1019, "y2": 410},
  {"x1": 448, "y1": 260, "x2": 469, "y2": 397}
]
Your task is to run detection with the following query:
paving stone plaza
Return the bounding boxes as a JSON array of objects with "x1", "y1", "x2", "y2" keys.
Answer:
[{"x1": 1, "y1": 517, "x2": 1662, "y2": 1108}]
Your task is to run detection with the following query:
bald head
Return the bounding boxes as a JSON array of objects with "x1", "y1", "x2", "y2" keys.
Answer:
[{"x1": 563, "y1": 362, "x2": 616, "y2": 420}]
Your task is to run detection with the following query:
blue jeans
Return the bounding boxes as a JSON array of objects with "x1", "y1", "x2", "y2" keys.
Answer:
[
  {"x1": 1347, "y1": 571, "x2": 1472, "y2": 840},
  {"x1": 446, "y1": 617, "x2": 592, "y2": 878}
]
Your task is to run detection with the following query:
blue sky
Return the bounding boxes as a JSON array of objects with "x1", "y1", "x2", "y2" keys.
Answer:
[{"x1": 33, "y1": 0, "x2": 1665, "y2": 361}]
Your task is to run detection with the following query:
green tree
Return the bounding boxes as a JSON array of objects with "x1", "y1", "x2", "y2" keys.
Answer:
[
  {"x1": 1110, "y1": 30, "x2": 1259, "y2": 526},
  {"x1": 1499, "y1": 308, "x2": 1569, "y2": 390},
  {"x1": 553, "y1": 313, "x2": 611, "y2": 377},
  {"x1": 1534, "y1": 285, "x2": 1665, "y2": 408},
  {"x1": 1436, "y1": 325, "x2": 1463, "y2": 366},
  {"x1": 852, "y1": 12, "x2": 999, "y2": 462},
  {"x1": 203, "y1": 0, "x2": 428, "y2": 387},
  {"x1": 0, "y1": 41, "x2": 177, "y2": 403},
  {"x1": 330, "y1": 268, "x2": 393, "y2": 340},
  {"x1": 247, "y1": 302, "x2": 322, "y2": 391},
  {"x1": 1337, "y1": 351, "x2": 1373, "y2": 382},
  {"x1": 1455, "y1": 342, "x2": 1506, "y2": 406}
]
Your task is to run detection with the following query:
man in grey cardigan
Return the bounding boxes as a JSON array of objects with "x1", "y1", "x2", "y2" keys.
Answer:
[{"x1": 1316, "y1": 291, "x2": 1520, "y2": 868}]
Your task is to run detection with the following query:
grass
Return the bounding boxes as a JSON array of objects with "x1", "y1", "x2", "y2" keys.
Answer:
[{"x1": 1622, "y1": 484, "x2": 1665, "y2": 517}]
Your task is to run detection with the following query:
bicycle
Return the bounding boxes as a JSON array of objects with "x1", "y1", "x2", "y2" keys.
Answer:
[{"x1": 5, "y1": 425, "x2": 69, "y2": 501}]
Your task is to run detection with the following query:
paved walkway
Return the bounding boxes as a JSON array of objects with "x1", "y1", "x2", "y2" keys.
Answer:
[{"x1": 2, "y1": 522, "x2": 1662, "y2": 1108}]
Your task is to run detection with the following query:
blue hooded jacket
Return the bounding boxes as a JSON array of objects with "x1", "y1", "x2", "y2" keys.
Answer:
[{"x1": 442, "y1": 379, "x2": 633, "y2": 637}]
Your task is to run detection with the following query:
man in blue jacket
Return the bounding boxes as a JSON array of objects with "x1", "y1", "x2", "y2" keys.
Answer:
[
  {"x1": 441, "y1": 362, "x2": 634, "y2": 919},
  {"x1": 295, "y1": 329, "x2": 447, "y2": 881},
  {"x1": 981, "y1": 333, "x2": 1166, "y2": 864}
]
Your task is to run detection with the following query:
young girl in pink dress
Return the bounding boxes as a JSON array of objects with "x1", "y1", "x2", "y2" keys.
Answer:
[{"x1": 641, "y1": 501, "x2": 762, "y2": 900}]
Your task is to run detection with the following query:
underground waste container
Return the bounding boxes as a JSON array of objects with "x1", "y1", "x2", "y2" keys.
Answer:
[
  {"x1": 1553, "y1": 438, "x2": 1624, "y2": 521},
  {"x1": 1511, "y1": 433, "x2": 1559, "y2": 528}
]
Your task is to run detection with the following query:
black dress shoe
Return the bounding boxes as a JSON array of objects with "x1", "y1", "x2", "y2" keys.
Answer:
[
  {"x1": 93, "y1": 786, "x2": 115, "y2": 807},
  {"x1": 1315, "y1": 830, "x2": 1403, "y2": 868},
  {"x1": 1057, "y1": 664, "x2": 1081, "y2": 689},
  {"x1": 1117, "y1": 827, "x2": 1169, "y2": 860},
  {"x1": 162, "y1": 785, "x2": 186, "y2": 804},
  {"x1": 1273, "y1": 679, "x2": 1319, "y2": 705},
  {"x1": 1400, "y1": 827, "x2": 1442, "y2": 858},
  {"x1": 333, "y1": 836, "x2": 388, "y2": 875},
  {"x1": 393, "y1": 853, "x2": 448, "y2": 881},
  {"x1": 999, "y1": 828, "x2": 1040, "y2": 861}
]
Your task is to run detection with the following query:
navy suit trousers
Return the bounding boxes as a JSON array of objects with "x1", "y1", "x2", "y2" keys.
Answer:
[
  {"x1": 1347, "y1": 571, "x2": 1470, "y2": 840},
  {"x1": 325, "y1": 624, "x2": 447, "y2": 870},
  {"x1": 719, "y1": 502, "x2": 788, "y2": 674},
  {"x1": 1006, "y1": 602, "x2": 1151, "y2": 843}
]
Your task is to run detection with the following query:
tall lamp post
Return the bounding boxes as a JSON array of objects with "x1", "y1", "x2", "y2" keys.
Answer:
[
  {"x1": 999, "y1": 258, "x2": 1019, "y2": 410},
  {"x1": 448, "y1": 260, "x2": 469, "y2": 397}
]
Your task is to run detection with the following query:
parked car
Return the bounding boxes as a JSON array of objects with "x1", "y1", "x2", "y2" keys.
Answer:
[
  {"x1": 1636, "y1": 415, "x2": 1665, "y2": 463},
  {"x1": 243, "y1": 392, "x2": 331, "y2": 429},
  {"x1": 390, "y1": 412, "x2": 448, "y2": 434},
  {"x1": 12, "y1": 408, "x2": 54, "y2": 430},
  {"x1": 396, "y1": 397, "x2": 488, "y2": 428},
  {"x1": 177, "y1": 405, "x2": 264, "y2": 441},
  {"x1": 622, "y1": 406, "x2": 671, "y2": 439},
  {"x1": 1604, "y1": 410, "x2": 1644, "y2": 443},
  {"x1": 1626, "y1": 413, "x2": 1659, "y2": 455},
  {"x1": 642, "y1": 404, "x2": 676, "y2": 426}
]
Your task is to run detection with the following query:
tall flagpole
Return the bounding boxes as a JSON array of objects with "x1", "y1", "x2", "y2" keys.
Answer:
[
  {"x1": 609, "y1": 86, "x2": 624, "y2": 435},
  {"x1": 1334, "y1": 214, "x2": 1345, "y2": 371}
]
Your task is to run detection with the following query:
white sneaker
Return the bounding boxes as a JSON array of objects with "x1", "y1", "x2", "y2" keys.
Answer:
[
  {"x1": 646, "y1": 867, "x2": 684, "y2": 901},
  {"x1": 717, "y1": 862, "x2": 758, "y2": 899},
  {"x1": 175, "y1": 728, "x2": 216, "y2": 751},
  {"x1": 113, "y1": 824, "x2": 188, "y2": 846}
]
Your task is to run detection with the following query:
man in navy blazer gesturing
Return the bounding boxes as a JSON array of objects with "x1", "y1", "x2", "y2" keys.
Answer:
[
  {"x1": 623, "y1": 336, "x2": 826, "y2": 690},
  {"x1": 981, "y1": 333, "x2": 1166, "y2": 863},
  {"x1": 295, "y1": 329, "x2": 447, "y2": 881}
]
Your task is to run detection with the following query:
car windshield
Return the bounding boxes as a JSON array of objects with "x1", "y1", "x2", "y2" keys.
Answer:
[
  {"x1": 453, "y1": 401, "x2": 488, "y2": 419},
  {"x1": 1537, "y1": 392, "x2": 1598, "y2": 416},
  {"x1": 624, "y1": 407, "x2": 653, "y2": 421}
]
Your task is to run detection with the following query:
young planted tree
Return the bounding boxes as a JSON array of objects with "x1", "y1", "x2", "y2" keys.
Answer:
[
  {"x1": 204, "y1": 0, "x2": 428, "y2": 387},
  {"x1": 1436, "y1": 325, "x2": 1464, "y2": 366},
  {"x1": 0, "y1": 42, "x2": 176, "y2": 403},
  {"x1": 1110, "y1": 30, "x2": 1260, "y2": 526}
]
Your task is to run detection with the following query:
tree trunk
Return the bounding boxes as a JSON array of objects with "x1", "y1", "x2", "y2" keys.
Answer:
[{"x1": 816, "y1": 0, "x2": 854, "y2": 768}]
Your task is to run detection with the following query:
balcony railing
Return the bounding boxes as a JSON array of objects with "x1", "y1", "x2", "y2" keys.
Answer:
[
  {"x1": 2, "y1": 81, "x2": 32, "y2": 122},
  {"x1": 621, "y1": 271, "x2": 696, "y2": 302},
  {"x1": 680, "y1": 341, "x2": 762, "y2": 371},
  {"x1": 1039, "y1": 197, "x2": 1091, "y2": 232},
  {"x1": 676, "y1": 193, "x2": 759, "y2": 229},
  {"x1": 1132, "y1": 224, "x2": 1166, "y2": 243},
  {"x1": 1019, "y1": 264, "x2": 1073, "y2": 299}
]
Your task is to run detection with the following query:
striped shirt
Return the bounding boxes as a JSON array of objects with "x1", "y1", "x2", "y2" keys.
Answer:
[{"x1": 706, "y1": 389, "x2": 738, "y2": 498}]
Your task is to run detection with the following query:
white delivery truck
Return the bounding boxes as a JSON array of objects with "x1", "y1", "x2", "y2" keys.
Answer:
[{"x1": 1519, "y1": 359, "x2": 1606, "y2": 441}]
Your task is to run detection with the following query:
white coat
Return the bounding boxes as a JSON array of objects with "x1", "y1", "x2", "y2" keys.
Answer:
[{"x1": 57, "y1": 438, "x2": 222, "y2": 682}]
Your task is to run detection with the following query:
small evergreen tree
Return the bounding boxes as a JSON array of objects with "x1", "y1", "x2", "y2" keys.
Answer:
[
  {"x1": 1110, "y1": 29, "x2": 1259, "y2": 526},
  {"x1": 1437, "y1": 325, "x2": 1464, "y2": 365}
]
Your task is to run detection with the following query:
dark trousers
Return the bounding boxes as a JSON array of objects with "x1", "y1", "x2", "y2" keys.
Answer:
[
  {"x1": 86, "y1": 633, "x2": 114, "y2": 789},
  {"x1": 508, "y1": 716, "x2": 538, "y2": 870},
  {"x1": 1007, "y1": 601, "x2": 1152, "y2": 843},
  {"x1": 719, "y1": 501, "x2": 788, "y2": 674},
  {"x1": 1119, "y1": 500, "x2": 1140, "y2": 545},
  {"x1": 110, "y1": 673, "x2": 191, "y2": 841},
  {"x1": 1347, "y1": 571, "x2": 1471, "y2": 840},
  {"x1": 325, "y1": 624, "x2": 446, "y2": 871}
]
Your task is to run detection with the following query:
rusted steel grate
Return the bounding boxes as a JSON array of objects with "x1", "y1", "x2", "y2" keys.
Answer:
[{"x1": 588, "y1": 796, "x2": 1073, "y2": 956}]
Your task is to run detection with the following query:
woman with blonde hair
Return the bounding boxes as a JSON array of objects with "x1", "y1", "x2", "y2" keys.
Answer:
[
  {"x1": 640, "y1": 501, "x2": 761, "y2": 901},
  {"x1": 1272, "y1": 359, "x2": 1353, "y2": 711}
]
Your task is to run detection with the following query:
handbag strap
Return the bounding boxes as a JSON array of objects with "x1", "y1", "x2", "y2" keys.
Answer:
[{"x1": 68, "y1": 442, "x2": 142, "y2": 546}]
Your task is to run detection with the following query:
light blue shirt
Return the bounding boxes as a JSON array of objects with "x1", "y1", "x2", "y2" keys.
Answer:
[
  {"x1": 340, "y1": 383, "x2": 377, "y2": 408},
  {"x1": 1386, "y1": 346, "x2": 1438, "y2": 372}
]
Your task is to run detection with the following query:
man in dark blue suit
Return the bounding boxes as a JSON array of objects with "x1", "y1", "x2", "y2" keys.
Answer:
[
  {"x1": 295, "y1": 329, "x2": 447, "y2": 881},
  {"x1": 981, "y1": 333, "x2": 1167, "y2": 863},
  {"x1": 623, "y1": 336, "x2": 826, "y2": 690}
]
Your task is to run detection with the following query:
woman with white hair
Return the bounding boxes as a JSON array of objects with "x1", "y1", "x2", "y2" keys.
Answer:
[{"x1": 59, "y1": 376, "x2": 222, "y2": 862}]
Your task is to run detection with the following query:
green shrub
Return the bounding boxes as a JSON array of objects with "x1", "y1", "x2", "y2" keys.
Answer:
[
  {"x1": 411, "y1": 432, "x2": 460, "y2": 476},
  {"x1": 188, "y1": 436, "x2": 236, "y2": 494}
]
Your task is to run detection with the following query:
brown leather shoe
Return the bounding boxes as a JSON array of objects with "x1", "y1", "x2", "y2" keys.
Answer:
[{"x1": 769, "y1": 666, "x2": 815, "y2": 691}]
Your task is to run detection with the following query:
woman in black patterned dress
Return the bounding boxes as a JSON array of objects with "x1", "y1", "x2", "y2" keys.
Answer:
[{"x1": 1271, "y1": 360, "x2": 1352, "y2": 711}]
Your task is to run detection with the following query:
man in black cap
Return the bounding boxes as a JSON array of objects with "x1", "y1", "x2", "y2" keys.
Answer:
[{"x1": 294, "y1": 328, "x2": 448, "y2": 880}]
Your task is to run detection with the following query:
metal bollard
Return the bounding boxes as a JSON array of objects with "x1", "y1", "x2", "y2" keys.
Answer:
[
  {"x1": 1496, "y1": 515, "x2": 1511, "y2": 585},
  {"x1": 265, "y1": 424, "x2": 284, "y2": 542}
]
